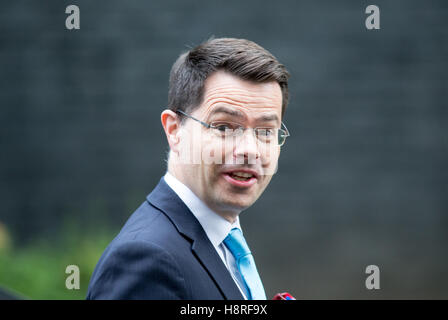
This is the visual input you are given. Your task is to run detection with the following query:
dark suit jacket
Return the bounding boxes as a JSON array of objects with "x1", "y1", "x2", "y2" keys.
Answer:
[{"x1": 86, "y1": 177, "x2": 244, "y2": 300}]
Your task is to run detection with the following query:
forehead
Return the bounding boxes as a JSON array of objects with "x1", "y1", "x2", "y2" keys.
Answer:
[{"x1": 197, "y1": 70, "x2": 283, "y2": 121}]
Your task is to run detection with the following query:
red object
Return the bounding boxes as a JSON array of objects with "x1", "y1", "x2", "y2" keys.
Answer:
[{"x1": 273, "y1": 292, "x2": 296, "y2": 300}]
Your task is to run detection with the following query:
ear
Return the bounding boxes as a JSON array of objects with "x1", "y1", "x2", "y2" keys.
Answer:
[{"x1": 161, "y1": 109, "x2": 181, "y2": 154}]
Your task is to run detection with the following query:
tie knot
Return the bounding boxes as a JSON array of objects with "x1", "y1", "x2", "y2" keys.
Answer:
[{"x1": 223, "y1": 228, "x2": 251, "y2": 260}]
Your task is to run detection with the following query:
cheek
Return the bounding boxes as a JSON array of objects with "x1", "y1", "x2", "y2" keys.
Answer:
[
  {"x1": 200, "y1": 136, "x2": 230, "y2": 165},
  {"x1": 201, "y1": 140, "x2": 224, "y2": 181},
  {"x1": 261, "y1": 146, "x2": 280, "y2": 169}
]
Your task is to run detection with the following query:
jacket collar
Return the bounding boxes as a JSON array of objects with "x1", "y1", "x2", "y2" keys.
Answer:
[{"x1": 146, "y1": 177, "x2": 244, "y2": 300}]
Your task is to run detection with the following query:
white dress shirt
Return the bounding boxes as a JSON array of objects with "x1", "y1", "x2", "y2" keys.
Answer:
[{"x1": 164, "y1": 172, "x2": 249, "y2": 300}]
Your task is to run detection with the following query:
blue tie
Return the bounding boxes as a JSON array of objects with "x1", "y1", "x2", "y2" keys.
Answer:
[{"x1": 223, "y1": 228, "x2": 267, "y2": 300}]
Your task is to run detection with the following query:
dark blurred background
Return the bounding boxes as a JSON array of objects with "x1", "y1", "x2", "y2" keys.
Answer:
[{"x1": 0, "y1": 0, "x2": 446, "y2": 299}]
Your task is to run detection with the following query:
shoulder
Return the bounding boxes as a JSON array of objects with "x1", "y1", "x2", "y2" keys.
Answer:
[
  {"x1": 86, "y1": 200, "x2": 192, "y2": 299},
  {"x1": 87, "y1": 238, "x2": 188, "y2": 299},
  {"x1": 116, "y1": 200, "x2": 189, "y2": 251}
]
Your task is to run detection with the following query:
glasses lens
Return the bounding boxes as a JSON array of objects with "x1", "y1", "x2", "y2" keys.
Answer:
[
  {"x1": 278, "y1": 129, "x2": 287, "y2": 146},
  {"x1": 254, "y1": 128, "x2": 276, "y2": 143},
  {"x1": 210, "y1": 122, "x2": 244, "y2": 137}
]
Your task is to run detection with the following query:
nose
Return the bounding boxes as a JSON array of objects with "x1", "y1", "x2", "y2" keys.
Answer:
[{"x1": 233, "y1": 129, "x2": 260, "y2": 165}]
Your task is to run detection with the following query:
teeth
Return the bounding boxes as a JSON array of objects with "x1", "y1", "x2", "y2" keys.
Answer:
[
  {"x1": 230, "y1": 172, "x2": 254, "y2": 180},
  {"x1": 233, "y1": 172, "x2": 253, "y2": 178}
]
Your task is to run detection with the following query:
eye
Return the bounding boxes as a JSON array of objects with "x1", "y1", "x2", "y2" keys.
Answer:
[
  {"x1": 256, "y1": 128, "x2": 275, "y2": 137},
  {"x1": 215, "y1": 124, "x2": 232, "y2": 132},
  {"x1": 211, "y1": 122, "x2": 241, "y2": 132}
]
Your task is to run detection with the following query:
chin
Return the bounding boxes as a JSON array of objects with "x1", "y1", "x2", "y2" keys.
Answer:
[{"x1": 218, "y1": 195, "x2": 256, "y2": 212}]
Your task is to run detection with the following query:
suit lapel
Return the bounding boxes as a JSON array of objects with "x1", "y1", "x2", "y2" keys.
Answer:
[{"x1": 146, "y1": 178, "x2": 244, "y2": 300}]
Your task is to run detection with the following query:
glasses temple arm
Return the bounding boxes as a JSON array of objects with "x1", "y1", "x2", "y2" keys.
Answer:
[
  {"x1": 175, "y1": 110, "x2": 211, "y2": 129},
  {"x1": 281, "y1": 122, "x2": 290, "y2": 137}
]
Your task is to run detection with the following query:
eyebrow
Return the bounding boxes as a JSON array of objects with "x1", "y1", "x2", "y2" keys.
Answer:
[
  {"x1": 209, "y1": 106, "x2": 245, "y2": 119},
  {"x1": 256, "y1": 113, "x2": 279, "y2": 124},
  {"x1": 209, "y1": 105, "x2": 279, "y2": 125}
]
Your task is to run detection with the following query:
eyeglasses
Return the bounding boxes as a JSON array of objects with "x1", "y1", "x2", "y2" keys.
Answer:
[{"x1": 176, "y1": 110, "x2": 290, "y2": 146}]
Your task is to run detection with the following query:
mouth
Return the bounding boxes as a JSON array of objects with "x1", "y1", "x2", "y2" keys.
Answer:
[{"x1": 222, "y1": 169, "x2": 259, "y2": 188}]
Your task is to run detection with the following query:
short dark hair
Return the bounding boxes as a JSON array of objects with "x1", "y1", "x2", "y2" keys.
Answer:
[{"x1": 168, "y1": 38, "x2": 290, "y2": 120}]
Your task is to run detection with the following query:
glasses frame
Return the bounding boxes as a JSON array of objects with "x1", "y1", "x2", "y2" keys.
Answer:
[{"x1": 175, "y1": 109, "x2": 290, "y2": 146}]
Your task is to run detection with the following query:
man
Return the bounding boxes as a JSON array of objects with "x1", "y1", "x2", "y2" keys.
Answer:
[{"x1": 87, "y1": 38, "x2": 290, "y2": 300}]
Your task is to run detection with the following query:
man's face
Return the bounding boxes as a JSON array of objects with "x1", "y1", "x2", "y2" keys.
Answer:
[{"x1": 176, "y1": 70, "x2": 283, "y2": 220}]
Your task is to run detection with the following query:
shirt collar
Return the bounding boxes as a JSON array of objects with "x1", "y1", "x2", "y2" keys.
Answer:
[{"x1": 163, "y1": 172, "x2": 242, "y2": 249}]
